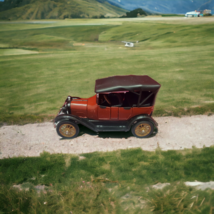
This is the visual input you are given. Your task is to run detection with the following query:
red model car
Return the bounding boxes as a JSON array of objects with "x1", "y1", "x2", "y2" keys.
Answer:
[{"x1": 54, "y1": 75, "x2": 161, "y2": 139}]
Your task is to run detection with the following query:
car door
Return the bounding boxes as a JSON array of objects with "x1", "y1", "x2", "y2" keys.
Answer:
[
  {"x1": 98, "y1": 105, "x2": 110, "y2": 120},
  {"x1": 119, "y1": 107, "x2": 133, "y2": 120},
  {"x1": 110, "y1": 107, "x2": 119, "y2": 120}
]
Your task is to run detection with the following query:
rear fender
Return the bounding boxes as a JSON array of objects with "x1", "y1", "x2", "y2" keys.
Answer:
[{"x1": 128, "y1": 115, "x2": 158, "y2": 131}]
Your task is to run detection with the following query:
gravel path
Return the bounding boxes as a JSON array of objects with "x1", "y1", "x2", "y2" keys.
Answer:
[{"x1": 0, "y1": 115, "x2": 213, "y2": 159}]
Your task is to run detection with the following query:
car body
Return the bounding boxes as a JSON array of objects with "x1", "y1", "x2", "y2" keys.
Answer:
[
  {"x1": 54, "y1": 75, "x2": 161, "y2": 139},
  {"x1": 185, "y1": 11, "x2": 201, "y2": 17},
  {"x1": 122, "y1": 41, "x2": 135, "y2": 47}
]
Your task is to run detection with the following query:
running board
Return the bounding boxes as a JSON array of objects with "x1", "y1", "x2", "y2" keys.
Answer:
[{"x1": 83, "y1": 119, "x2": 129, "y2": 132}]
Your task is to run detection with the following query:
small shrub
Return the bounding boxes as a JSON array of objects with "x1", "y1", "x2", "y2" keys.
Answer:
[{"x1": 147, "y1": 183, "x2": 214, "y2": 213}]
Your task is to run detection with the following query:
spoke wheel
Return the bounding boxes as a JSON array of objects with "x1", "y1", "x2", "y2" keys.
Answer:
[
  {"x1": 132, "y1": 121, "x2": 154, "y2": 138},
  {"x1": 56, "y1": 121, "x2": 79, "y2": 139}
]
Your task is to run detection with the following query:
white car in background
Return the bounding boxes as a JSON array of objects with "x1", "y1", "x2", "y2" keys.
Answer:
[
  {"x1": 185, "y1": 11, "x2": 200, "y2": 17},
  {"x1": 122, "y1": 41, "x2": 135, "y2": 47}
]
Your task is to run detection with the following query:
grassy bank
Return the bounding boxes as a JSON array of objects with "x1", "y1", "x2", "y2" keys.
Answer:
[
  {"x1": 0, "y1": 19, "x2": 214, "y2": 124},
  {"x1": 162, "y1": 14, "x2": 184, "y2": 17},
  {"x1": 1, "y1": 147, "x2": 214, "y2": 213}
]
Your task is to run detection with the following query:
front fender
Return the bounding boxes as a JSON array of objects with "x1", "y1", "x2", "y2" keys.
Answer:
[
  {"x1": 54, "y1": 114, "x2": 81, "y2": 127},
  {"x1": 54, "y1": 114, "x2": 97, "y2": 132}
]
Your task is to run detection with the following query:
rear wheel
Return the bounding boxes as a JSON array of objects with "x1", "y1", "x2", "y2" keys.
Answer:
[
  {"x1": 132, "y1": 121, "x2": 154, "y2": 138},
  {"x1": 56, "y1": 121, "x2": 79, "y2": 139}
]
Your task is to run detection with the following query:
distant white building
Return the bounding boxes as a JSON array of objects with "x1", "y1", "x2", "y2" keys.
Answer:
[
  {"x1": 185, "y1": 11, "x2": 200, "y2": 17},
  {"x1": 203, "y1": 9, "x2": 212, "y2": 15}
]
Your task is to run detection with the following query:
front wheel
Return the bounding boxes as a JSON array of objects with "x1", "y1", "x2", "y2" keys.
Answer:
[
  {"x1": 56, "y1": 121, "x2": 79, "y2": 139},
  {"x1": 131, "y1": 121, "x2": 154, "y2": 138}
]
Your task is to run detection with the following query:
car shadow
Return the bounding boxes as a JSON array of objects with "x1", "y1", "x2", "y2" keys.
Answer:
[{"x1": 78, "y1": 124, "x2": 158, "y2": 139}]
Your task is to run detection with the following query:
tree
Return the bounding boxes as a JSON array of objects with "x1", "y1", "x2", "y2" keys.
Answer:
[{"x1": 122, "y1": 8, "x2": 147, "y2": 18}]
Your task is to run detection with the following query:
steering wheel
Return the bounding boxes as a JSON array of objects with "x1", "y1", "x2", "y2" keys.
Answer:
[{"x1": 104, "y1": 95, "x2": 111, "y2": 105}]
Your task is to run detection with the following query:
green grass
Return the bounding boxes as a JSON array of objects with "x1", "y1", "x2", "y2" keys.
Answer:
[
  {"x1": 162, "y1": 14, "x2": 184, "y2": 17},
  {"x1": 0, "y1": 20, "x2": 214, "y2": 124},
  {"x1": 0, "y1": 25, "x2": 115, "y2": 48},
  {"x1": 99, "y1": 22, "x2": 214, "y2": 48},
  {"x1": 0, "y1": 181, "x2": 119, "y2": 214},
  {"x1": 147, "y1": 183, "x2": 214, "y2": 213},
  {"x1": 1, "y1": 147, "x2": 214, "y2": 213}
]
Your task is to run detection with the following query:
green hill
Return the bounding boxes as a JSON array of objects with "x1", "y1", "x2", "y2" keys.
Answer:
[
  {"x1": 0, "y1": 0, "x2": 127, "y2": 20},
  {"x1": 107, "y1": 0, "x2": 213, "y2": 14}
]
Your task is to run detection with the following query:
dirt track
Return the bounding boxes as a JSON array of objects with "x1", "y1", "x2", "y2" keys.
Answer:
[{"x1": 0, "y1": 115, "x2": 214, "y2": 159}]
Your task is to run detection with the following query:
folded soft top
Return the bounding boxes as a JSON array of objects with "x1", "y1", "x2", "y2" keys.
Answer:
[{"x1": 95, "y1": 75, "x2": 161, "y2": 93}]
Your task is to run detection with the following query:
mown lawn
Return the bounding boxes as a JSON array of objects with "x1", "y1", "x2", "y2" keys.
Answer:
[
  {"x1": 1, "y1": 147, "x2": 214, "y2": 213},
  {"x1": 0, "y1": 19, "x2": 214, "y2": 124}
]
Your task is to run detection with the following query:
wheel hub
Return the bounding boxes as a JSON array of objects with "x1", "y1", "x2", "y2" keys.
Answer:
[
  {"x1": 59, "y1": 124, "x2": 76, "y2": 138},
  {"x1": 135, "y1": 123, "x2": 151, "y2": 137}
]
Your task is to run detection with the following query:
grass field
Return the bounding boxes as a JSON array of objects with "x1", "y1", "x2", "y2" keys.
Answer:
[
  {"x1": 1, "y1": 147, "x2": 214, "y2": 213},
  {"x1": 0, "y1": 18, "x2": 214, "y2": 124}
]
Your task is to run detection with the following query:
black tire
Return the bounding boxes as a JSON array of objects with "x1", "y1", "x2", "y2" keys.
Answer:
[
  {"x1": 56, "y1": 121, "x2": 79, "y2": 139},
  {"x1": 131, "y1": 121, "x2": 154, "y2": 138}
]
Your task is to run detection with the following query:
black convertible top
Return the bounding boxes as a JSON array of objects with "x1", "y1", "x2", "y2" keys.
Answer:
[{"x1": 95, "y1": 75, "x2": 161, "y2": 93}]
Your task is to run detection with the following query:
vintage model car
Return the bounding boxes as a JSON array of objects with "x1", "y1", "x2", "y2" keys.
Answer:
[{"x1": 54, "y1": 75, "x2": 161, "y2": 139}]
